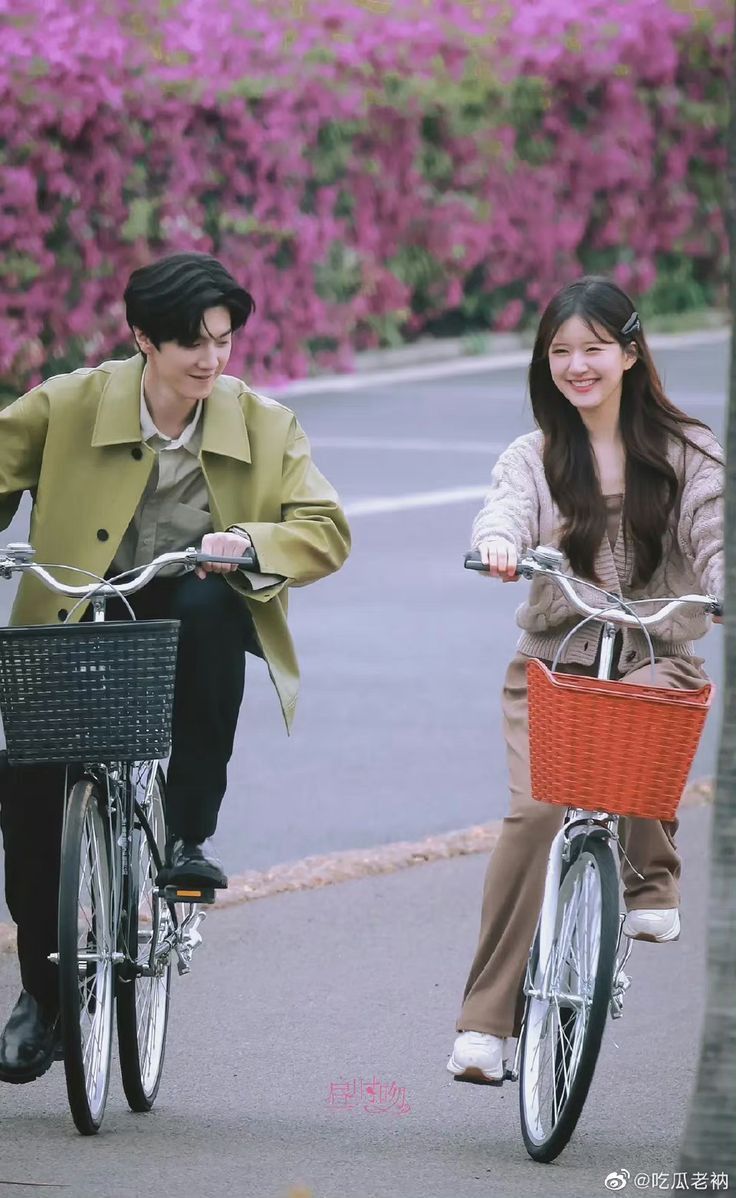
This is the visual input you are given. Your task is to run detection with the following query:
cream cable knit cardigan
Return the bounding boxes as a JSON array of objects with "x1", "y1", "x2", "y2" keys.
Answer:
[{"x1": 471, "y1": 426, "x2": 724, "y2": 669}]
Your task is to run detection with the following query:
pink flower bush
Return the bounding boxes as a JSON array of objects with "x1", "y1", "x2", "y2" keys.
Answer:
[{"x1": 0, "y1": 0, "x2": 730, "y2": 390}]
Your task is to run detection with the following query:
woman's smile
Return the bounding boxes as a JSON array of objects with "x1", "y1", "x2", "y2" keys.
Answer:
[{"x1": 568, "y1": 377, "x2": 599, "y2": 392}]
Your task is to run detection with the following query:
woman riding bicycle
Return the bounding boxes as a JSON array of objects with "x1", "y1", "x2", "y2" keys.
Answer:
[{"x1": 448, "y1": 276, "x2": 724, "y2": 1086}]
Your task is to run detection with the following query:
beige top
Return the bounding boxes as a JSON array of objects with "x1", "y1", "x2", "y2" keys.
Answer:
[
  {"x1": 109, "y1": 372, "x2": 212, "y2": 576},
  {"x1": 471, "y1": 426, "x2": 724, "y2": 669}
]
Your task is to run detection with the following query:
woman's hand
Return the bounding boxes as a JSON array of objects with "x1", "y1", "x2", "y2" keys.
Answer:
[{"x1": 477, "y1": 538, "x2": 519, "y2": 582}]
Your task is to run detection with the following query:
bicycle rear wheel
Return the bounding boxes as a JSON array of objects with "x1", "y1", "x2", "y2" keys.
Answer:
[
  {"x1": 519, "y1": 834, "x2": 619, "y2": 1162},
  {"x1": 58, "y1": 778, "x2": 116, "y2": 1135},
  {"x1": 117, "y1": 764, "x2": 172, "y2": 1111}
]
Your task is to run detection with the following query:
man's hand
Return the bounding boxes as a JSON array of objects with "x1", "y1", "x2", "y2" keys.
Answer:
[{"x1": 196, "y1": 531, "x2": 253, "y2": 580}]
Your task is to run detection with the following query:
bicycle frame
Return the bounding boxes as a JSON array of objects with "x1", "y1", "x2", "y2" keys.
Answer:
[
  {"x1": 462, "y1": 545, "x2": 718, "y2": 1147},
  {"x1": 509, "y1": 619, "x2": 637, "y2": 1080},
  {"x1": 50, "y1": 762, "x2": 159, "y2": 975},
  {"x1": 0, "y1": 541, "x2": 257, "y2": 1130},
  {"x1": 1, "y1": 545, "x2": 246, "y2": 984}
]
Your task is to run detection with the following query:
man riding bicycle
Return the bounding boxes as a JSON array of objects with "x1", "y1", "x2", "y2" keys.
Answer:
[{"x1": 0, "y1": 251, "x2": 351, "y2": 1083}]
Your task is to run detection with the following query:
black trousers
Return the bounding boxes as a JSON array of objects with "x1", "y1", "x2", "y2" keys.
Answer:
[{"x1": 0, "y1": 572, "x2": 255, "y2": 1012}]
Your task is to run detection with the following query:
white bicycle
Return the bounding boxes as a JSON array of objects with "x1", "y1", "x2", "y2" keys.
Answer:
[{"x1": 466, "y1": 545, "x2": 719, "y2": 1161}]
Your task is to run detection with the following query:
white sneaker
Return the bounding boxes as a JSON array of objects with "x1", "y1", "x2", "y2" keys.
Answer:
[
  {"x1": 622, "y1": 907, "x2": 680, "y2": 942},
  {"x1": 447, "y1": 1031, "x2": 506, "y2": 1085}
]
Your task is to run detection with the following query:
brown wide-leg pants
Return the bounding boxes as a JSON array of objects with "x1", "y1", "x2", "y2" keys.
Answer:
[{"x1": 456, "y1": 650, "x2": 708, "y2": 1040}]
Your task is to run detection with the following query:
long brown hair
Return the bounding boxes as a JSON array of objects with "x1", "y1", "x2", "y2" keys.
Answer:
[{"x1": 529, "y1": 276, "x2": 720, "y2": 586}]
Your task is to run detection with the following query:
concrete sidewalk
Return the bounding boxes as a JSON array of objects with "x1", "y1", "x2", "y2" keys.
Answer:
[{"x1": 0, "y1": 804, "x2": 715, "y2": 1198}]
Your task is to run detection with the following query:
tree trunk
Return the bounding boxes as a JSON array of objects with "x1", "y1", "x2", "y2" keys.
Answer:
[{"x1": 677, "y1": 6, "x2": 736, "y2": 1187}]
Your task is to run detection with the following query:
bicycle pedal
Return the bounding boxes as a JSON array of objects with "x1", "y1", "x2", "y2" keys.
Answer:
[{"x1": 161, "y1": 884, "x2": 216, "y2": 905}]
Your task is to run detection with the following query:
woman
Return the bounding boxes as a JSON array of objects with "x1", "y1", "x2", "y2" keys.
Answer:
[{"x1": 448, "y1": 276, "x2": 724, "y2": 1085}]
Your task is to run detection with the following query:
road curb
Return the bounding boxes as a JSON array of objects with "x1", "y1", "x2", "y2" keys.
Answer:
[
  {"x1": 269, "y1": 325, "x2": 730, "y2": 398},
  {"x1": 216, "y1": 819, "x2": 503, "y2": 909},
  {"x1": 0, "y1": 778, "x2": 714, "y2": 958}
]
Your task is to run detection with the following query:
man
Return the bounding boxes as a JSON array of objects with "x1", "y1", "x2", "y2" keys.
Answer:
[{"x1": 0, "y1": 251, "x2": 351, "y2": 1082}]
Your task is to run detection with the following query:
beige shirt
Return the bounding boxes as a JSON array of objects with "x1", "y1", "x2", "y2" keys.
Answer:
[
  {"x1": 471, "y1": 426, "x2": 724, "y2": 669},
  {"x1": 109, "y1": 374, "x2": 212, "y2": 576}
]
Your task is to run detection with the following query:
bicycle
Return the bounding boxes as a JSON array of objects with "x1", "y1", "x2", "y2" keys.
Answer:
[
  {"x1": 465, "y1": 544, "x2": 721, "y2": 1162},
  {"x1": 0, "y1": 542, "x2": 256, "y2": 1134}
]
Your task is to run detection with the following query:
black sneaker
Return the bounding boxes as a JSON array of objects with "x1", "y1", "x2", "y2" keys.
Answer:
[{"x1": 165, "y1": 838, "x2": 228, "y2": 889}]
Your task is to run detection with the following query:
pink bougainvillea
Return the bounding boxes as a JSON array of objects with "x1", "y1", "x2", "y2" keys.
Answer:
[{"x1": 0, "y1": 0, "x2": 730, "y2": 390}]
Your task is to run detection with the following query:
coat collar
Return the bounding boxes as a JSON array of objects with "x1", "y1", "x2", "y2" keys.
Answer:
[{"x1": 91, "y1": 355, "x2": 251, "y2": 462}]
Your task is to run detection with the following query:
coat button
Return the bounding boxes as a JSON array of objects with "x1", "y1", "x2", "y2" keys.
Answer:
[
  {"x1": 58, "y1": 608, "x2": 68, "y2": 621},
  {"x1": 131, "y1": 446, "x2": 143, "y2": 460},
  {"x1": 97, "y1": 529, "x2": 109, "y2": 542}
]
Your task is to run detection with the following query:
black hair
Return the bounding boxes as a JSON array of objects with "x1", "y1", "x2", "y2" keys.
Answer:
[
  {"x1": 124, "y1": 251, "x2": 255, "y2": 351},
  {"x1": 529, "y1": 275, "x2": 719, "y2": 586}
]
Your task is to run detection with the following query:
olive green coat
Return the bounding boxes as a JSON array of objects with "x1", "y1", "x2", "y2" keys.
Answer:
[{"x1": 0, "y1": 355, "x2": 351, "y2": 730}]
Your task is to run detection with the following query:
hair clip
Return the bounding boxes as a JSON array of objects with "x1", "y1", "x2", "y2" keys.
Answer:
[{"x1": 621, "y1": 311, "x2": 641, "y2": 338}]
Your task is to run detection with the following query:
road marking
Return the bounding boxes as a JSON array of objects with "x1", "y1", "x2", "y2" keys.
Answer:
[
  {"x1": 311, "y1": 436, "x2": 506, "y2": 454},
  {"x1": 344, "y1": 486, "x2": 489, "y2": 517},
  {"x1": 273, "y1": 328, "x2": 730, "y2": 397}
]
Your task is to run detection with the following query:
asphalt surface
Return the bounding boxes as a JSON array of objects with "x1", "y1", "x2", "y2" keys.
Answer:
[
  {"x1": 0, "y1": 334, "x2": 727, "y2": 917},
  {"x1": 0, "y1": 336, "x2": 728, "y2": 1197},
  {"x1": 0, "y1": 804, "x2": 716, "y2": 1198}
]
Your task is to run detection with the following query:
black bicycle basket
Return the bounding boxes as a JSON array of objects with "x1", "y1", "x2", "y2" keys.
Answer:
[{"x1": 0, "y1": 620, "x2": 180, "y2": 764}]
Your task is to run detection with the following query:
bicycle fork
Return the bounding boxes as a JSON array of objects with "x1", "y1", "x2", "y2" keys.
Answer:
[
  {"x1": 509, "y1": 820, "x2": 635, "y2": 1081},
  {"x1": 508, "y1": 822, "x2": 570, "y2": 1081}
]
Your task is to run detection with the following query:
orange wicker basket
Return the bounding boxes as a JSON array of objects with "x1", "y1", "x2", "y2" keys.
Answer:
[{"x1": 526, "y1": 659, "x2": 713, "y2": 820}]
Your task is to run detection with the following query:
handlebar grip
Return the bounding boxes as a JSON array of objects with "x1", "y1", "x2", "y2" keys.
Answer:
[
  {"x1": 464, "y1": 550, "x2": 521, "y2": 579},
  {"x1": 195, "y1": 550, "x2": 258, "y2": 569},
  {"x1": 464, "y1": 551, "x2": 487, "y2": 571},
  {"x1": 712, "y1": 599, "x2": 723, "y2": 619}
]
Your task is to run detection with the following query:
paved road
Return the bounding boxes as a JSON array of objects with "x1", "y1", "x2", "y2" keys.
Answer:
[
  {"x1": 0, "y1": 338, "x2": 727, "y2": 1196},
  {"x1": 0, "y1": 335, "x2": 727, "y2": 917},
  {"x1": 0, "y1": 804, "x2": 717, "y2": 1198}
]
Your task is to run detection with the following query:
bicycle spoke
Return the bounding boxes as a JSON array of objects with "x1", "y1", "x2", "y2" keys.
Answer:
[
  {"x1": 60, "y1": 781, "x2": 118, "y2": 1126},
  {"x1": 520, "y1": 840, "x2": 618, "y2": 1161},
  {"x1": 117, "y1": 766, "x2": 171, "y2": 1109}
]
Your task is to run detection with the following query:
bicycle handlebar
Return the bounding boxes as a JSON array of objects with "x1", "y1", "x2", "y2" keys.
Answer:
[
  {"x1": 0, "y1": 544, "x2": 259, "y2": 600},
  {"x1": 464, "y1": 547, "x2": 723, "y2": 624}
]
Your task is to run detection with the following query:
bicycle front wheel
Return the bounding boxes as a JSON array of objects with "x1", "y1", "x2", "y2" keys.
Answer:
[
  {"x1": 58, "y1": 779, "x2": 116, "y2": 1135},
  {"x1": 117, "y1": 764, "x2": 172, "y2": 1111},
  {"x1": 519, "y1": 834, "x2": 619, "y2": 1162}
]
